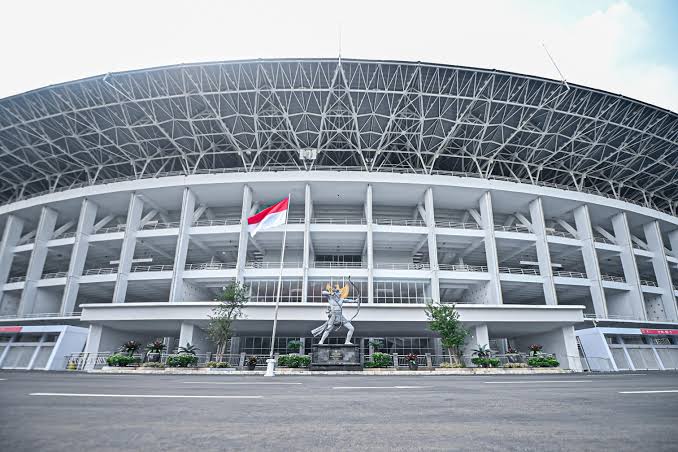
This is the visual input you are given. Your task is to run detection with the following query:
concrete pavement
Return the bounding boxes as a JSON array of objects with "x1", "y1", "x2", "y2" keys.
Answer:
[{"x1": 1, "y1": 371, "x2": 677, "y2": 451}]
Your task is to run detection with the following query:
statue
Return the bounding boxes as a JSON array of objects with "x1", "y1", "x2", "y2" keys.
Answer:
[{"x1": 311, "y1": 279, "x2": 362, "y2": 345}]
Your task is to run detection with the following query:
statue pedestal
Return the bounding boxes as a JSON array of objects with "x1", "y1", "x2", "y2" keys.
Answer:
[{"x1": 311, "y1": 344, "x2": 362, "y2": 371}]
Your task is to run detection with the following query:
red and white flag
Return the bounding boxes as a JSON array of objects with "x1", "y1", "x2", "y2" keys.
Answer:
[{"x1": 247, "y1": 197, "x2": 289, "y2": 237}]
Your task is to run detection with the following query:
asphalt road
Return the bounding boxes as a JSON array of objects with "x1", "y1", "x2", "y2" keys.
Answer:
[{"x1": 1, "y1": 371, "x2": 677, "y2": 451}]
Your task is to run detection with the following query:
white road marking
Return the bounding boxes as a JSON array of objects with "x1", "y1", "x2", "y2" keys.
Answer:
[
  {"x1": 619, "y1": 390, "x2": 678, "y2": 394},
  {"x1": 332, "y1": 386, "x2": 429, "y2": 389},
  {"x1": 484, "y1": 380, "x2": 593, "y2": 384},
  {"x1": 182, "y1": 381, "x2": 302, "y2": 385},
  {"x1": 30, "y1": 393, "x2": 262, "y2": 399},
  {"x1": 0, "y1": 378, "x2": 6, "y2": 381}
]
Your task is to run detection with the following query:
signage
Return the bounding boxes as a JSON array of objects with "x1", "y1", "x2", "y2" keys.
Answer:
[
  {"x1": 329, "y1": 350, "x2": 344, "y2": 361},
  {"x1": 0, "y1": 326, "x2": 22, "y2": 333},
  {"x1": 640, "y1": 329, "x2": 678, "y2": 335}
]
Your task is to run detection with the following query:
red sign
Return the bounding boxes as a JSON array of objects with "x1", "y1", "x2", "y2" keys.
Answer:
[
  {"x1": 0, "y1": 326, "x2": 22, "y2": 333},
  {"x1": 641, "y1": 329, "x2": 678, "y2": 335}
]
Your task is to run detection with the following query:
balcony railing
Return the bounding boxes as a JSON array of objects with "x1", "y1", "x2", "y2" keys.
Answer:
[
  {"x1": 42, "y1": 271, "x2": 68, "y2": 279},
  {"x1": 55, "y1": 231, "x2": 77, "y2": 239},
  {"x1": 95, "y1": 225, "x2": 126, "y2": 234},
  {"x1": 640, "y1": 279, "x2": 658, "y2": 287},
  {"x1": 83, "y1": 267, "x2": 118, "y2": 276},
  {"x1": 140, "y1": 221, "x2": 180, "y2": 230},
  {"x1": 498, "y1": 266, "x2": 540, "y2": 275},
  {"x1": 552, "y1": 270, "x2": 587, "y2": 278},
  {"x1": 439, "y1": 264, "x2": 488, "y2": 272},
  {"x1": 373, "y1": 218, "x2": 426, "y2": 227},
  {"x1": 192, "y1": 218, "x2": 240, "y2": 227},
  {"x1": 583, "y1": 313, "x2": 636, "y2": 321},
  {"x1": 311, "y1": 217, "x2": 366, "y2": 225},
  {"x1": 0, "y1": 311, "x2": 80, "y2": 320},
  {"x1": 593, "y1": 235, "x2": 615, "y2": 245},
  {"x1": 7, "y1": 276, "x2": 26, "y2": 283},
  {"x1": 495, "y1": 224, "x2": 532, "y2": 233},
  {"x1": 185, "y1": 262, "x2": 237, "y2": 271},
  {"x1": 434, "y1": 221, "x2": 481, "y2": 230},
  {"x1": 546, "y1": 230, "x2": 575, "y2": 239},
  {"x1": 601, "y1": 274, "x2": 625, "y2": 283},
  {"x1": 245, "y1": 261, "x2": 303, "y2": 269},
  {"x1": 312, "y1": 262, "x2": 366, "y2": 269},
  {"x1": 374, "y1": 263, "x2": 430, "y2": 270},
  {"x1": 130, "y1": 264, "x2": 174, "y2": 272}
]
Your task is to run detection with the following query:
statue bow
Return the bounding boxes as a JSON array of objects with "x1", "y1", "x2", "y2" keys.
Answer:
[{"x1": 348, "y1": 276, "x2": 362, "y2": 322}]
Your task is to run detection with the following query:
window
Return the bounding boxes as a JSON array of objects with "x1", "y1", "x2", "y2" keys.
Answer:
[
  {"x1": 374, "y1": 280, "x2": 429, "y2": 304},
  {"x1": 247, "y1": 280, "x2": 303, "y2": 303},
  {"x1": 307, "y1": 278, "x2": 367, "y2": 303}
]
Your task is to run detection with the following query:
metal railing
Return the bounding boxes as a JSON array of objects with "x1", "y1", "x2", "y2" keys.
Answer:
[
  {"x1": 498, "y1": 266, "x2": 540, "y2": 275},
  {"x1": 192, "y1": 218, "x2": 240, "y2": 227},
  {"x1": 312, "y1": 261, "x2": 366, "y2": 269},
  {"x1": 584, "y1": 313, "x2": 636, "y2": 321},
  {"x1": 83, "y1": 267, "x2": 118, "y2": 276},
  {"x1": 311, "y1": 217, "x2": 366, "y2": 225},
  {"x1": 601, "y1": 274, "x2": 626, "y2": 283},
  {"x1": 7, "y1": 276, "x2": 26, "y2": 283},
  {"x1": 41, "y1": 271, "x2": 68, "y2": 279},
  {"x1": 373, "y1": 218, "x2": 426, "y2": 227},
  {"x1": 140, "y1": 221, "x2": 180, "y2": 230},
  {"x1": 495, "y1": 224, "x2": 532, "y2": 233},
  {"x1": 593, "y1": 235, "x2": 615, "y2": 245},
  {"x1": 640, "y1": 279, "x2": 658, "y2": 287},
  {"x1": 546, "y1": 230, "x2": 575, "y2": 238},
  {"x1": 438, "y1": 263, "x2": 488, "y2": 272},
  {"x1": 185, "y1": 262, "x2": 237, "y2": 271},
  {"x1": 0, "y1": 311, "x2": 80, "y2": 320},
  {"x1": 130, "y1": 264, "x2": 174, "y2": 272},
  {"x1": 55, "y1": 231, "x2": 77, "y2": 239},
  {"x1": 374, "y1": 263, "x2": 430, "y2": 270},
  {"x1": 94, "y1": 225, "x2": 126, "y2": 234},
  {"x1": 434, "y1": 221, "x2": 481, "y2": 230},
  {"x1": 552, "y1": 270, "x2": 587, "y2": 278},
  {"x1": 245, "y1": 261, "x2": 302, "y2": 269}
]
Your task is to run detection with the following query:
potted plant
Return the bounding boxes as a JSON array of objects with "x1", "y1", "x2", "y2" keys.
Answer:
[
  {"x1": 406, "y1": 353, "x2": 418, "y2": 370},
  {"x1": 246, "y1": 356, "x2": 257, "y2": 370},
  {"x1": 145, "y1": 339, "x2": 166, "y2": 362},
  {"x1": 286, "y1": 340, "x2": 302, "y2": 354},
  {"x1": 529, "y1": 344, "x2": 543, "y2": 356},
  {"x1": 178, "y1": 343, "x2": 198, "y2": 355},
  {"x1": 120, "y1": 340, "x2": 141, "y2": 357}
]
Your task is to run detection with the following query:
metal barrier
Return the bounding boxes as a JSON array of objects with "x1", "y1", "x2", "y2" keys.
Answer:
[
  {"x1": 374, "y1": 263, "x2": 430, "y2": 270},
  {"x1": 640, "y1": 279, "x2": 658, "y2": 287},
  {"x1": 434, "y1": 221, "x2": 481, "y2": 230},
  {"x1": 601, "y1": 274, "x2": 625, "y2": 283},
  {"x1": 0, "y1": 311, "x2": 80, "y2": 320},
  {"x1": 495, "y1": 225, "x2": 532, "y2": 233},
  {"x1": 140, "y1": 221, "x2": 181, "y2": 230},
  {"x1": 83, "y1": 267, "x2": 118, "y2": 275},
  {"x1": 552, "y1": 270, "x2": 587, "y2": 278},
  {"x1": 312, "y1": 261, "x2": 366, "y2": 269},
  {"x1": 192, "y1": 218, "x2": 240, "y2": 227},
  {"x1": 130, "y1": 264, "x2": 174, "y2": 272},
  {"x1": 185, "y1": 262, "x2": 237, "y2": 270},
  {"x1": 439, "y1": 264, "x2": 488, "y2": 272},
  {"x1": 498, "y1": 267, "x2": 540, "y2": 275},
  {"x1": 373, "y1": 218, "x2": 426, "y2": 227},
  {"x1": 311, "y1": 217, "x2": 366, "y2": 225}
]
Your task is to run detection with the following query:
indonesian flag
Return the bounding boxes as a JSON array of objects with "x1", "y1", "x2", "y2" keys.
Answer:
[{"x1": 247, "y1": 197, "x2": 289, "y2": 237}]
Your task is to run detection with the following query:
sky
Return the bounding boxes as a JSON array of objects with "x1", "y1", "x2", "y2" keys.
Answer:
[{"x1": 1, "y1": 0, "x2": 677, "y2": 112}]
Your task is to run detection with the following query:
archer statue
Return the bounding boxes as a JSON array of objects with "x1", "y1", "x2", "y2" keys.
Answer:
[{"x1": 311, "y1": 278, "x2": 362, "y2": 345}]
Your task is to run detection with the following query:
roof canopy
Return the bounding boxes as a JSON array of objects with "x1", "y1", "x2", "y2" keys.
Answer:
[{"x1": 0, "y1": 58, "x2": 676, "y2": 214}]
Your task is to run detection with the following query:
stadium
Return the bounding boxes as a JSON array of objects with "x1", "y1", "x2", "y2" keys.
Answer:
[{"x1": 0, "y1": 58, "x2": 677, "y2": 372}]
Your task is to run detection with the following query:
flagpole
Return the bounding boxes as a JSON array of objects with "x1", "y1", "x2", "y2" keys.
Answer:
[{"x1": 265, "y1": 193, "x2": 291, "y2": 376}]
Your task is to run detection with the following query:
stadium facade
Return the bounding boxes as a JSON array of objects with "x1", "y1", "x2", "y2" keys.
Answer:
[{"x1": 0, "y1": 59, "x2": 677, "y2": 372}]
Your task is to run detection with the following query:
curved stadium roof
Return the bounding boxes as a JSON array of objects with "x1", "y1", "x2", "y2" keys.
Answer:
[{"x1": 0, "y1": 58, "x2": 676, "y2": 215}]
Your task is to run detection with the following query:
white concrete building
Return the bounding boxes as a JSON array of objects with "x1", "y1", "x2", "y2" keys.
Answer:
[{"x1": 0, "y1": 59, "x2": 676, "y2": 371}]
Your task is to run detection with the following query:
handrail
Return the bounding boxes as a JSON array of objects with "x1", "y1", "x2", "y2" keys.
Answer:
[
  {"x1": 130, "y1": 264, "x2": 174, "y2": 272},
  {"x1": 312, "y1": 261, "x2": 366, "y2": 268},
  {"x1": 185, "y1": 262, "x2": 237, "y2": 270},
  {"x1": 601, "y1": 274, "x2": 626, "y2": 283},
  {"x1": 583, "y1": 313, "x2": 636, "y2": 320},
  {"x1": 83, "y1": 267, "x2": 118, "y2": 275},
  {"x1": 373, "y1": 218, "x2": 426, "y2": 227},
  {"x1": 7, "y1": 276, "x2": 26, "y2": 283},
  {"x1": 140, "y1": 221, "x2": 180, "y2": 230},
  {"x1": 498, "y1": 266, "x2": 540, "y2": 275},
  {"x1": 439, "y1": 264, "x2": 488, "y2": 272},
  {"x1": 495, "y1": 224, "x2": 532, "y2": 233},
  {"x1": 41, "y1": 271, "x2": 68, "y2": 279},
  {"x1": 192, "y1": 218, "x2": 240, "y2": 227},
  {"x1": 434, "y1": 221, "x2": 481, "y2": 230},
  {"x1": 0, "y1": 311, "x2": 80, "y2": 320},
  {"x1": 54, "y1": 231, "x2": 77, "y2": 239},
  {"x1": 245, "y1": 261, "x2": 303, "y2": 269},
  {"x1": 311, "y1": 217, "x2": 366, "y2": 225},
  {"x1": 94, "y1": 225, "x2": 126, "y2": 234},
  {"x1": 374, "y1": 263, "x2": 430, "y2": 270},
  {"x1": 640, "y1": 279, "x2": 658, "y2": 287},
  {"x1": 593, "y1": 235, "x2": 616, "y2": 245},
  {"x1": 546, "y1": 230, "x2": 575, "y2": 238},
  {"x1": 552, "y1": 270, "x2": 587, "y2": 278}
]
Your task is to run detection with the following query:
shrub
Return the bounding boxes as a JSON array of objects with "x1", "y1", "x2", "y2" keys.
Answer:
[
  {"x1": 166, "y1": 354, "x2": 199, "y2": 367},
  {"x1": 529, "y1": 344, "x2": 543, "y2": 355},
  {"x1": 145, "y1": 339, "x2": 166, "y2": 354},
  {"x1": 277, "y1": 355, "x2": 311, "y2": 368},
  {"x1": 503, "y1": 362, "x2": 528, "y2": 368},
  {"x1": 119, "y1": 340, "x2": 142, "y2": 356},
  {"x1": 141, "y1": 362, "x2": 165, "y2": 368},
  {"x1": 471, "y1": 357, "x2": 500, "y2": 368},
  {"x1": 106, "y1": 353, "x2": 138, "y2": 367},
  {"x1": 527, "y1": 356, "x2": 559, "y2": 367},
  {"x1": 206, "y1": 361, "x2": 231, "y2": 368},
  {"x1": 177, "y1": 343, "x2": 198, "y2": 355},
  {"x1": 364, "y1": 352, "x2": 392, "y2": 368},
  {"x1": 440, "y1": 362, "x2": 465, "y2": 368}
]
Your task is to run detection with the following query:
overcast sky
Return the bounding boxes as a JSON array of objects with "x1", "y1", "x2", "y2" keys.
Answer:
[{"x1": 1, "y1": 0, "x2": 677, "y2": 112}]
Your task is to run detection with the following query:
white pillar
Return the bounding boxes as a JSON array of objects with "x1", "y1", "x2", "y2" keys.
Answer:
[
  {"x1": 236, "y1": 185, "x2": 253, "y2": 283},
  {"x1": 302, "y1": 184, "x2": 312, "y2": 303},
  {"x1": 112, "y1": 193, "x2": 144, "y2": 303},
  {"x1": 0, "y1": 215, "x2": 24, "y2": 286},
  {"x1": 178, "y1": 322, "x2": 210, "y2": 352},
  {"x1": 18, "y1": 207, "x2": 58, "y2": 316},
  {"x1": 643, "y1": 221, "x2": 678, "y2": 321},
  {"x1": 61, "y1": 199, "x2": 98, "y2": 315},
  {"x1": 574, "y1": 204, "x2": 607, "y2": 317},
  {"x1": 611, "y1": 212, "x2": 646, "y2": 320},
  {"x1": 529, "y1": 198, "x2": 557, "y2": 305},
  {"x1": 424, "y1": 188, "x2": 440, "y2": 302},
  {"x1": 668, "y1": 230, "x2": 678, "y2": 257},
  {"x1": 463, "y1": 324, "x2": 489, "y2": 357},
  {"x1": 365, "y1": 184, "x2": 374, "y2": 304},
  {"x1": 479, "y1": 192, "x2": 502, "y2": 304},
  {"x1": 169, "y1": 188, "x2": 196, "y2": 303}
]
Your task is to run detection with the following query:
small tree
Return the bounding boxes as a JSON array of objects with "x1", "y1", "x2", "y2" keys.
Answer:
[
  {"x1": 425, "y1": 303, "x2": 468, "y2": 364},
  {"x1": 207, "y1": 282, "x2": 249, "y2": 361}
]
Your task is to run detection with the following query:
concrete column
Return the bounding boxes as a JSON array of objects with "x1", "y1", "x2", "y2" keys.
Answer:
[
  {"x1": 18, "y1": 207, "x2": 58, "y2": 316},
  {"x1": 112, "y1": 193, "x2": 144, "y2": 304},
  {"x1": 61, "y1": 199, "x2": 98, "y2": 315},
  {"x1": 513, "y1": 325, "x2": 583, "y2": 371},
  {"x1": 0, "y1": 215, "x2": 24, "y2": 286},
  {"x1": 424, "y1": 188, "x2": 440, "y2": 303},
  {"x1": 529, "y1": 198, "x2": 557, "y2": 305},
  {"x1": 169, "y1": 188, "x2": 196, "y2": 303},
  {"x1": 302, "y1": 184, "x2": 312, "y2": 302},
  {"x1": 611, "y1": 212, "x2": 646, "y2": 320},
  {"x1": 574, "y1": 204, "x2": 607, "y2": 317},
  {"x1": 236, "y1": 185, "x2": 253, "y2": 283},
  {"x1": 365, "y1": 184, "x2": 374, "y2": 304},
  {"x1": 668, "y1": 230, "x2": 678, "y2": 257},
  {"x1": 463, "y1": 324, "x2": 489, "y2": 358},
  {"x1": 643, "y1": 221, "x2": 678, "y2": 321},
  {"x1": 479, "y1": 192, "x2": 502, "y2": 304},
  {"x1": 178, "y1": 322, "x2": 211, "y2": 353}
]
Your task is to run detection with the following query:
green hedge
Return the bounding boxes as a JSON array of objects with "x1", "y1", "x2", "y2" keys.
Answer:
[
  {"x1": 471, "y1": 357, "x2": 501, "y2": 368},
  {"x1": 106, "y1": 354, "x2": 139, "y2": 367},
  {"x1": 364, "y1": 352, "x2": 392, "y2": 368},
  {"x1": 527, "y1": 356, "x2": 559, "y2": 367},
  {"x1": 166, "y1": 354, "x2": 199, "y2": 367},
  {"x1": 277, "y1": 355, "x2": 311, "y2": 368},
  {"x1": 206, "y1": 361, "x2": 231, "y2": 368}
]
